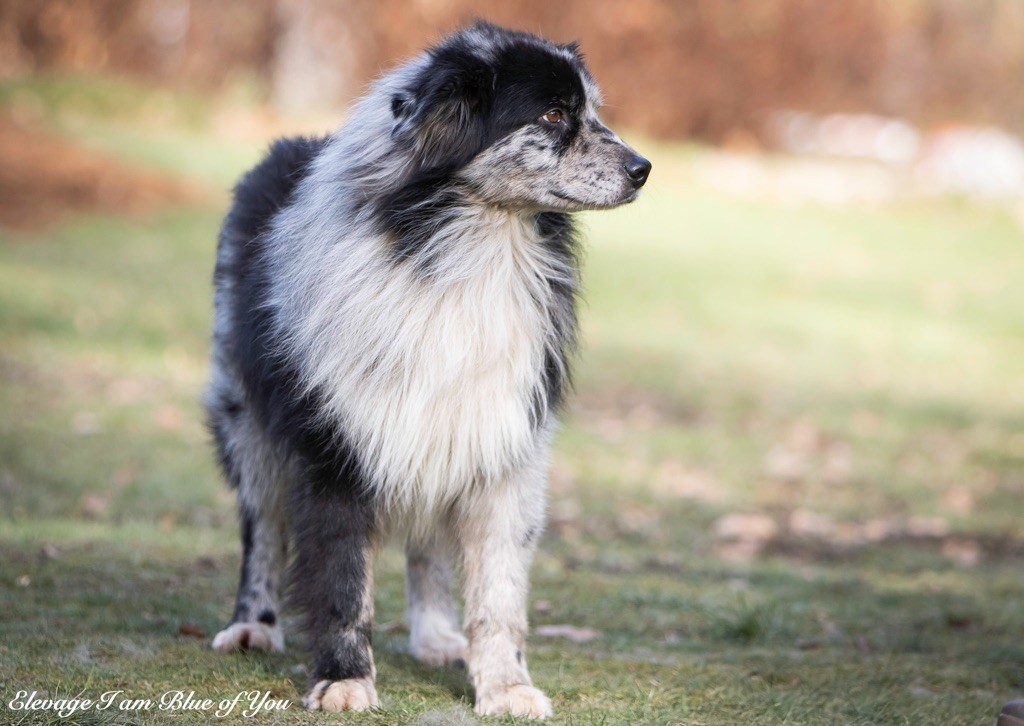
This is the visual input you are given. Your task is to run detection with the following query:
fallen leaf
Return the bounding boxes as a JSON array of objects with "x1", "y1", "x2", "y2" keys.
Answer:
[
  {"x1": 617, "y1": 503, "x2": 657, "y2": 535},
  {"x1": 860, "y1": 518, "x2": 898, "y2": 543},
  {"x1": 112, "y1": 463, "x2": 140, "y2": 488},
  {"x1": 535, "y1": 624, "x2": 602, "y2": 643},
  {"x1": 178, "y1": 623, "x2": 207, "y2": 639},
  {"x1": 79, "y1": 493, "x2": 109, "y2": 520},
  {"x1": 822, "y1": 441, "x2": 853, "y2": 484},
  {"x1": 907, "y1": 516, "x2": 949, "y2": 538},
  {"x1": 764, "y1": 445, "x2": 809, "y2": 481},
  {"x1": 940, "y1": 486, "x2": 975, "y2": 514},
  {"x1": 653, "y1": 460, "x2": 722, "y2": 502},
  {"x1": 788, "y1": 509, "x2": 836, "y2": 538},
  {"x1": 154, "y1": 404, "x2": 183, "y2": 431},
  {"x1": 714, "y1": 539, "x2": 766, "y2": 563},
  {"x1": 713, "y1": 512, "x2": 778, "y2": 542},
  {"x1": 942, "y1": 539, "x2": 982, "y2": 567}
]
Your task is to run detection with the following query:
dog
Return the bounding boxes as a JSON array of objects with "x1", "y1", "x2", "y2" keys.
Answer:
[{"x1": 205, "y1": 21, "x2": 650, "y2": 719}]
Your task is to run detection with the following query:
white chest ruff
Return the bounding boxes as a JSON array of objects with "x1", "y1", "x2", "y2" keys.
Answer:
[{"x1": 276, "y1": 210, "x2": 563, "y2": 511}]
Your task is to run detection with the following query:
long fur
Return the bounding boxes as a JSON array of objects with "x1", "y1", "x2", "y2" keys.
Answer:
[{"x1": 206, "y1": 21, "x2": 650, "y2": 718}]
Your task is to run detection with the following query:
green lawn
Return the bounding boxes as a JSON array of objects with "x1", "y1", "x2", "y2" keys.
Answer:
[{"x1": 1, "y1": 76, "x2": 1023, "y2": 724}]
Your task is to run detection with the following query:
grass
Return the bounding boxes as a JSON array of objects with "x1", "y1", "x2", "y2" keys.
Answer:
[{"x1": 1, "y1": 75, "x2": 1023, "y2": 724}]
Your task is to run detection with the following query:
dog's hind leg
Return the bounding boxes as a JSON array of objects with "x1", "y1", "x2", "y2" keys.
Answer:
[
  {"x1": 406, "y1": 531, "x2": 468, "y2": 667},
  {"x1": 457, "y1": 453, "x2": 554, "y2": 720},
  {"x1": 208, "y1": 387, "x2": 289, "y2": 653}
]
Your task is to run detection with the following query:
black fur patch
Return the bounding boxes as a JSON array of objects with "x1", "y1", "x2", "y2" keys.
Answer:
[
  {"x1": 230, "y1": 509, "x2": 255, "y2": 622},
  {"x1": 213, "y1": 134, "x2": 354, "y2": 471},
  {"x1": 531, "y1": 212, "x2": 580, "y2": 427},
  {"x1": 208, "y1": 396, "x2": 242, "y2": 489},
  {"x1": 222, "y1": 135, "x2": 329, "y2": 243},
  {"x1": 289, "y1": 456, "x2": 376, "y2": 683},
  {"x1": 380, "y1": 177, "x2": 468, "y2": 268},
  {"x1": 208, "y1": 133, "x2": 329, "y2": 474}
]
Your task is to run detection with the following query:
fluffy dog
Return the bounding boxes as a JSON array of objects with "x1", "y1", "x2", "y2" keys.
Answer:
[{"x1": 205, "y1": 21, "x2": 650, "y2": 719}]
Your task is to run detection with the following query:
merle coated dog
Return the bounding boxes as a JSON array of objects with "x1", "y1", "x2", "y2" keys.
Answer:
[{"x1": 206, "y1": 21, "x2": 650, "y2": 718}]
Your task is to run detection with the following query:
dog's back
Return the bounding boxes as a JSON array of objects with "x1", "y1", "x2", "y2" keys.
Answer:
[
  {"x1": 222, "y1": 136, "x2": 327, "y2": 247},
  {"x1": 207, "y1": 134, "x2": 333, "y2": 467}
]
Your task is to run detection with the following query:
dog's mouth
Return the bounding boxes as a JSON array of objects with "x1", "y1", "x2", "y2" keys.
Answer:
[{"x1": 547, "y1": 188, "x2": 640, "y2": 211}]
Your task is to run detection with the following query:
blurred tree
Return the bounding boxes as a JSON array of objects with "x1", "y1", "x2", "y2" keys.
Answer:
[
  {"x1": 271, "y1": 0, "x2": 367, "y2": 113},
  {"x1": 1, "y1": 0, "x2": 1022, "y2": 142}
]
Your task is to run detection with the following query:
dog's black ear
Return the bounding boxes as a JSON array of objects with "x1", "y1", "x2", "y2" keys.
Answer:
[{"x1": 393, "y1": 50, "x2": 495, "y2": 172}]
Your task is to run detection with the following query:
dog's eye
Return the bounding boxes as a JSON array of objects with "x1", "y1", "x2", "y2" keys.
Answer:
[{"x1": 541, "y1": 109, "x2": 564, "y2": 125}]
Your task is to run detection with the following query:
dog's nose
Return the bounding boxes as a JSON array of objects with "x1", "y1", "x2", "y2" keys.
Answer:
[{"x1": 624, "y1": 155, "x2": 652, "y2": 188}]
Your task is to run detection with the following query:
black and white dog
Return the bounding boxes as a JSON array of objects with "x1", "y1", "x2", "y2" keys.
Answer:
[{"x1": 205, "y1": 22, "x2": 649, "y2": 719}]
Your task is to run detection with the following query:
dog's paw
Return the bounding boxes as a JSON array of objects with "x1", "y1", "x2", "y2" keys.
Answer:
[
  {"x1": 211, "y1": 622, "x2": 284, "y2": 653},
  {"x1": 303, "y1": 678, "x2": 379, "y2": 712},
  {"x1": 475, "y1": 684, "x2": 553, "y2": 720},
  {"x1": 410, "y1": 626, "x2": 468, "y2": 667}
]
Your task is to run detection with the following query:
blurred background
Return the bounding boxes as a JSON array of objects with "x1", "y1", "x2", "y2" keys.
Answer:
[{"x1": 1, "y1": 2, "x2": 1022, "y2": 724}]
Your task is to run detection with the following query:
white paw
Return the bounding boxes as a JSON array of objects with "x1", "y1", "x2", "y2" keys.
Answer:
[
  {"x1": 410, "y1": 627, "x2": 469, "y2": 667},
  {"x1": 303, "y1": 678, "x2": 379, "y2": 712},
  {"x1": 475, "y1": 684, "x2": 553, "y2": 720},
  {"x1": 211, "y1": 622, "x2": 284, "y2": 653}
]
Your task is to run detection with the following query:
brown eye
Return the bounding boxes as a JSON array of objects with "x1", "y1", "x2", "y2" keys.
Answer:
[{"x1": 542, "y1": 109, "x2": 564, "y2": 125}]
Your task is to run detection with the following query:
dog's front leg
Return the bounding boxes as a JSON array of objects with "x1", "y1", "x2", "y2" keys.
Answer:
[
  {"x1": 290, "y1": 462, "x2": 379, "y2": 713},
  {"x1": 457, "y1": 458, "x2": 553, "y2": 719}
]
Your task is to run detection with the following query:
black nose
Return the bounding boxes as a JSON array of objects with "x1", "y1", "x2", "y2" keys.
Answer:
[{"x1": 624, "y1": 155, "x2": 652, "y2": 188}]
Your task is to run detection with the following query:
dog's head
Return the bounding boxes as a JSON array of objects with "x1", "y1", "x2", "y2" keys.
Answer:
[{"x1": 390, "y1": 22, "x2": 651, "y2": 211}]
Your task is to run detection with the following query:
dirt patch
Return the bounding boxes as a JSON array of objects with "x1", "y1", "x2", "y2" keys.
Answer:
[
  {"x1": 0, "y1": 116, "x2": 198, "y2": 230},
  {"x1": 709, "y1": 508, "x2": 1024, "y2": 566}
]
